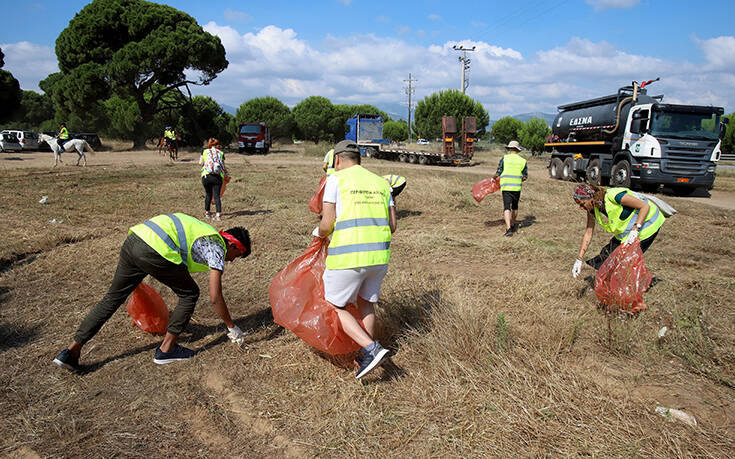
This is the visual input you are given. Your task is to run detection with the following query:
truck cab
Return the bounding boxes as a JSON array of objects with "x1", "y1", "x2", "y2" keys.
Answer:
[{"x1": 237, "y1": 122, "x2": 271, "y2": 154}]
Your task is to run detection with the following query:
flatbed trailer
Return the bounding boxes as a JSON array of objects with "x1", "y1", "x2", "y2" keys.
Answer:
[{"x1": 361, "y1": 142, "x2": 471, "y2": 166}]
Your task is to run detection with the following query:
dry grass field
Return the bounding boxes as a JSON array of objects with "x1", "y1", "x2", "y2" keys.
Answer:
[{"x1": 1, "y1": 142, "x2": 734, "y2": 457}]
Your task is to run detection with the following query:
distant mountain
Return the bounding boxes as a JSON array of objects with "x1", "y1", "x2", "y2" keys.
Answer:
[{"x1": 221, "y1": 104, "x2": 237, "y2": 116}]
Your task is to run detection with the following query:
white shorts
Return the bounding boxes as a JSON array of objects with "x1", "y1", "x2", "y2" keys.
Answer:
[{"x1": 322, "y1": 264, "x2": 389, "y2": 308}]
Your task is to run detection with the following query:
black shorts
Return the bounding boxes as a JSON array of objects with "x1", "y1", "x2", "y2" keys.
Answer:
[{"x1": 502, "y1": 190, "x2": 520, "y2": 210}]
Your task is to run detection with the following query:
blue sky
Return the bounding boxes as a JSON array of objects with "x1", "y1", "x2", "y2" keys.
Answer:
[{"x1": 2, "y1": 0, "x2": 734, "y2": 119}]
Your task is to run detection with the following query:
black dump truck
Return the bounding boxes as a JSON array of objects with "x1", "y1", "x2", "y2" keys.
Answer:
[{"x1": 544, "y1": 80, "x2": 728, "y2": 194}]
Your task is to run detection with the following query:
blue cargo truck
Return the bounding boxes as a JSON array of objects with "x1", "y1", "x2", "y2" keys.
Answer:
[
  {"x1": 345, "y1": 114, "x2": 472, "y2": 166},
  {"x1": 544, "y1": 80, "x2": 728, "y2": 194}
]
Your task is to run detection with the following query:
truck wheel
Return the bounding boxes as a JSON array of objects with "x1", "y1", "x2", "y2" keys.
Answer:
[
  {"x1": 366, "y1": 147, "x2": 377, "y2": 158},
  {"x1": 238, "y1": 148, "x2": 244, "y2": 154},
  {"x1": 549, "y1": 157, "x2": 563, "y2": 179},
  {"x1": 586, "y1": 159, "x2": 602, "y2": 186},
  {"x1": 562, "y1": 157, "x2": 576, "y2": 181},
  {"x1": 399, "y1": 153, "x2": 408, "y2": 162},
  {"x1": 610, "y1": 160, "x2": 631, "y2": 188},
  {"x1": 409, "y1": 154, "x2": 418, "y2": 164},
  {"x1": 418, "y1": 155, "x2": 428, "y2": 165}
]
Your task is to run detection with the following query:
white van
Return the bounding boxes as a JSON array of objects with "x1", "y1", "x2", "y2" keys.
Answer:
[
  {"x1": 1, "y1": 130, "x2": 39, "y2": 150},
  {"x1": 0, "y1": 132, "x2": 22, "y2": 152}
]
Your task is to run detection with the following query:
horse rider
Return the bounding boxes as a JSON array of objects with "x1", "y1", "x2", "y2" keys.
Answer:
[
  {"x1": 164, "y1": 126, "x2": 177, "y2": 150},
  {"x1": 56, "y1": 123, "x2": 70, "y2": 153}
]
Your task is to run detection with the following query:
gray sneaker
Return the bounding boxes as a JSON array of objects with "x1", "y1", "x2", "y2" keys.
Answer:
[{"x1": 355, "y1": 342, "x2": 390, "y2": 379}]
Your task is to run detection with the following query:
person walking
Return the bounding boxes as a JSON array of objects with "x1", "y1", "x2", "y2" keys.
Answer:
[
  {"x1": 56, "y1": 123, "x2": 70, "y2": 153},
  {"x1": 199, "y1": 138, "x2": 227, "y2": 221},
  {"x1": 316, "y1": 140, "x2": 396, "y2": 379},
  {"x1": 494, "y1": 140, "x2": 528, "y2": 236},
  {"x1": 322, "y1": 148, "x2": 336, "y2": 176},
  {"x1": 571, "y1": 183, "x2": 665, "y2": 278},
  {"x1": 53, "y1": 213, "x2": 251, "y2": 371}
]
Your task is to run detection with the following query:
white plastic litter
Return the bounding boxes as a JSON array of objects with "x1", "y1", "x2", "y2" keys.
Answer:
[
  {"x1": 657, "y1": 326, "x2": 668, "y2": 339},
  {"x1": 655, "y1": 406, "x2": 697, "y2": 427},
  {"x1": 48, "y1": 218, "x2": 64, "y2": 223},
  {"x1": 39, "y1": 196, "x2": 48, "y2": 204}
]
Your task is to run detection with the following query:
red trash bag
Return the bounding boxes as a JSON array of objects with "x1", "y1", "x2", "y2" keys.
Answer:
[
  {"x1": 309, "y1": 176, "x2": 327, "y2": 214},
  {"x1": 211, "y1": 176, "x2": 231, "y2": 204},
  {"x1": 269, "y1": 237, "x2": 363, "y2": 355},
  {"x1": 472, "y1": 176, "x2": 500, "y2": 202},
  {"x1": 126, "y1": 282, "x2": 169, "y2": 335},
  {"x1": 594, "y1": 240, "x2": 653, "y2": 314}
]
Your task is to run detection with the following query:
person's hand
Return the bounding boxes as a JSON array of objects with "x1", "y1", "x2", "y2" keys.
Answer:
[
  {"x1": 572, "y1": 259, "x2": 583, "y2": 278},
  {"x1": 227, "y1": 325, "x2": 246, "y2": 345},
  {"x1": 624, "y1": 229, "x2": 639, "y2": 246},
  {"x1": 312, "y1": 226, "x2": 322, "y2": 238}
]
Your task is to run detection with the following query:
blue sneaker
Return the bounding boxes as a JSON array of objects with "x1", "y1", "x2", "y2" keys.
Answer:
[
  {"x1": 153, "y1": 345, "x2": 196, "y2": 365},
  {"x1": 53, "y1": 349, "x2": 80, "y2": 372},
  {"x1": 355, "y1": 342, "x2": 390, "y2": 379}
]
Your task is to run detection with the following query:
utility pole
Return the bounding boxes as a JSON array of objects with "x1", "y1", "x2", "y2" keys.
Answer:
[
  {"x1": 452, "y1": 45, "x2": 476, "y2": 93},
  {"x1": 403, "y1": 73, "x2": 417, "y2": 143}
]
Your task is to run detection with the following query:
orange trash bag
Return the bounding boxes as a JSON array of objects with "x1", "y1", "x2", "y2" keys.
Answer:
[
  {"x1": 309, "y1": 176, "x2": 327, "y2": 214},
  {"x1": 211, "y1": 176, "x2": 231, "y2": 204},
  {"x1": 594, "y1": 240, "x2": 653, "y2": 314},
  {"x1": 269, "y1": 237, "x2": 363, "y2": 355},
  {"x1": 126, "y1": 282, "x2": 169, "y2": 335},
  {"x1": 472, "y1": 176, "x2": 500, "y2": 202}
]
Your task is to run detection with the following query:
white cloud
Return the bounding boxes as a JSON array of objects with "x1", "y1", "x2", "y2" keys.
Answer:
[
  {"x1": 428, "y1": 14, "x2": 441, "y2": 21},
  {"x1": 224, "y1": 9, "x2": 251, "y2": 23},
  {"x1": 336, "y1": 0, "x2": 352, "y2": 5},
  {"x1": 585, "y1": 0, "x2": 640, "y2": 11},
  {"x1": 4, "y1": 28, "x2": 735, "y2": 119},
  {"x1": 0, "y1": 41, "x2": 57, "y2": 91}
]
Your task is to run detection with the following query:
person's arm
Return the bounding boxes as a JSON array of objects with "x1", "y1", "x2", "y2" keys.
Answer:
[
  {"x1": 319, "y1": 202, "x2": 336, "y2": 237},
  {"x1": 494, "y1": 157, "x2": 504, "y2": 178},
  {"x1": 619, "y1": 193, "x2": 650, "y2": 228},
  {"x1": 577, "y1": 212, "x2": 596, "y2": 260},
  {"x1": 522, "y1": 163, "x2": 528, "y2": 181},
  {"x1": 388, "y1": 205, "x2": 397, "y2": 233},
  {"x1": 208, "y1": 269, "x2": 235, "y2": 329},
  {"x1": 322, "y1": 162, "x2": 328, "y2": 172}
]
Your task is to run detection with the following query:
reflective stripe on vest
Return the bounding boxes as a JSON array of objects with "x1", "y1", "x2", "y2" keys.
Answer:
[
  {"x1": 593, "y1": 188, "x2": 665, "y2": 241},
  {"x1": 326, "y1": 165, "x2": 392, "y2": 269},
  {"x1": 130, "y1": 213, "x2": 223, "y2": 273},
  {"x1": 500, "y1": 154, "x2": 526, "y2": 191}
]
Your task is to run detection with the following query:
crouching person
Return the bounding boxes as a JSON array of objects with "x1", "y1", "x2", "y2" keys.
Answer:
[
  {"x1": 53, "y1": 213, "x2": 251, "y2": 371},
  {"x1": 317, "y1": 140, "x2": 397, "y2": 379}
]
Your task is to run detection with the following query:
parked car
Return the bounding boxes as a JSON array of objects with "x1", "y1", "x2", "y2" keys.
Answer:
[
  {"x1": 0, "y1": 132, "x2": 22, "y2": 152},
  {"x1": 417, "y1": 138, "x2": 430, "y2": 145},
  {"x1": 72, "y1": 133, "x2": 102, "y2": 149},
  {"x1": 1, "y1": 129, "x2": 39, "y2": 150}
]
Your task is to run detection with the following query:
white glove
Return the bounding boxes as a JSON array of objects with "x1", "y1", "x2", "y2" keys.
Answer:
[
  {"x1": 572, "y1": 259, "x2": 583, "y2": 278},
  {"x1": 623, "y1": 229, "x2": 639, "y2": 246},
  {"x1": 227, "y1": 325, "x2": 245, "y2": 345},
  {"x1": 312, "y1": 226, "x2": 322, "y2": 238}
]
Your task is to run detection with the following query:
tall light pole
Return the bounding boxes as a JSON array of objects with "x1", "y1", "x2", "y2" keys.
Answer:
[
  {"x1": 452, "y1": 45, "x2": 476, "y2": 93},
  {"x1": 404, "y1": 73, "x2": 417, "y2": 143}
]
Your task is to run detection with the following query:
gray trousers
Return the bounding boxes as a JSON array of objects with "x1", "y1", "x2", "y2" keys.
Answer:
[{"x1": 74, "y1": 233, "x2": 200, "y2": 344}]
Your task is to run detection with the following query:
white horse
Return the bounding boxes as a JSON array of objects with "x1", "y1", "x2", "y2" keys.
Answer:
[{"x1": 38, "y1": 133, "x2": 94, "y2": 167}]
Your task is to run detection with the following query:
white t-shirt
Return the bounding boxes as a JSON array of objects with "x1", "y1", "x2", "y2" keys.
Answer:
[
  {"x1": 323, "y1": 174, "x2": 394, "y2": 217},
  {"x1": 190, "y1": 235, "x2": 225, "y2": 272}
]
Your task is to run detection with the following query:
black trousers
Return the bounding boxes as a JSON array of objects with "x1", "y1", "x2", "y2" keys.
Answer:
[
  {"x1": 586, "y1": 230, "x2": 660, "y2": 270},
  {"x1": 74, "y1": 233, "x2": 200, "y2": 344},
  {"x1": 202, "y1": 174, "x2": 223, "y2": 213}
]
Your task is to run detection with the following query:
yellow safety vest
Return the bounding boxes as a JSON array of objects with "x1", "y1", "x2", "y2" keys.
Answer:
[
  {"x1": 383, "y1": 174, "x2": 406, "y2": 190},
  {"x1": 164, "y1": 130, "x2": 176, "y2": 140},
  {"x1": 500, "y1": 153, "x2": 526, "y2": 191},
  {"x1": 593, "y1": 188, "x2": 665, "y2": 242},
  {"x1": 201, "y1": 148, "x2": 224, "y2": 178},
  {"x1": 324, "y1": 149, "x2": 335, "y2": 176},
  {"x1": 326, "y1": 165, "x2": 392, "y2": 270},
  {"x1": 59, "y1": 127, "x2": 69, "y2": 140},
  {"x1": 129, "y1": 213, "x2": 224, "y2": 273}
]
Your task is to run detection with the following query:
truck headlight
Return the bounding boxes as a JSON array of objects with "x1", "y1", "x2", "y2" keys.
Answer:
[{"x1": 641, "y1": 162, "x2": 660, "y2": 169}]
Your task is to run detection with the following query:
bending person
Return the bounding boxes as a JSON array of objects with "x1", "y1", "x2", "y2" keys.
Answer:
[
  {"x1": 53, "y1": 213, "x2": 251, "y2": 371},
  {"x1": 571, "y1": 183, "x2": 665, "y2": 278},
  {"x1": 316, "y1": 140, "x2": 396, "y2": 379}
]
